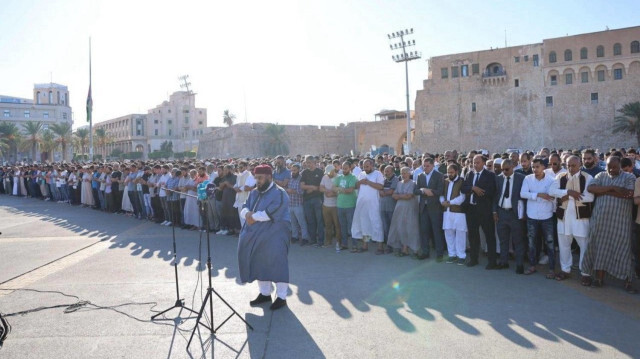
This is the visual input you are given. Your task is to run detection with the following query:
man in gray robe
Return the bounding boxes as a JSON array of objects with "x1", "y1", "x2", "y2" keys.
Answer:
[
  {"x1": 583, "y1": 156, "x2": 637, "y2": 294},
  {"x1": 238, "y1": 164, "x2": 291, "y2": 310}
]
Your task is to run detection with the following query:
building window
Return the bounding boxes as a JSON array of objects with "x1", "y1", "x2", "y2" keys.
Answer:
[
  {"x1": 581, "y1": 71, "x2": 589, "y2": 83},
  {"x1": 154, "y1": 119, "x2": 158, "y2": 124},
  {"x1": 514, "y1": 56, "x2": 520, "y2": 63},
  {"x1": 154, "y1": 129, "x2": 158, "y2": 136},
  {"x1": 514, "y1": 79, "x2": 519, "y2": 87},
  {"x1": 632, "y1": 41, "x2": 640, "y2": 53},
  {"x1": 614, "y1": 43, "x2": 622, "y2": 56},
  {"x1": 472, "y1": 63, "x2": 479, "y2": 75},
  {"x1": 198, "y1": 121, "x2": 203, "y2": 125},
  {"x1": 614, "y1": 68, "x2": 623, "y2": 80},
  {"x1": 580, "y1": 47, "x2": 588, "y2": 59},
  {"x1": 591, "y1": 93, "x2": 598, "y2": 104},
  {"x1": 533, "y1": 54, "x2": 539, "y2": 67},
  {"x1": 461, "y1": 65, "x2": 468, "y2": 77},
  {"x1": 550, "y1": 75, "x2": 557, "y2": 85},
  {"x1": 441, "y1": 68, "x2": 448, "y2": 79},
  {"x1": 524, "y1": 55, "x2": 529, "y2": 62},
  {"x1": 168, "y1": 120, "x2": 172, "y2": 124},
  {"x1": 168, "y1": 129, "x2": 172, "y2": 136},
  {"x1": 199, "y1": 110, "x2": 203, "y2": 115},
  {"x1": 43, "y1": 112, "x2": 49, "y2": 119},
  {"x1": 546, "y1": 96, "x2": 553, "y2": 107},
  {"x1": 597, "y1": 70, "x2": 605, "y2": 81},
  {"x1": 136, "y1": 130, "x2": 141, "y2": 136},
  {"x1": 596, "y1": 45, "x2": 604, "y2": 57},
  {"x1": 565, "y1": 73, "x2": 573, "y2": 85},
  {"x1": 184, "y1": 116, "x2": 189, "y2": 123},
  {"x1": 62, "y1": 112, "x2": 67, "y2": 120},
  {"x1": 168, "y1": 109, "x2": 171, "y2": 113},
  {"x1": 564, "y1": 49, "x2": 572, "y2": 61},
  {"x1": 24, "y1": 110, "x2": 30, "y2": 118},
  {"x1": 451, "y1": 66, "x2": 459, "y2": 78},
  {"x1": 471, "y1": 102, "x2": 476, "y2": 112},
  {"x1": 3, "y1": 110, "x2": 9, "y2": 117},
  {"x1": 549, "y1": 51, "x2": 557, "y2": 63}
]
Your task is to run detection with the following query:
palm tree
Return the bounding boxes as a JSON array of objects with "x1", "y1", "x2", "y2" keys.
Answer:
[
  {"x1": 21, "y1": 121, "x2": 43, "y2": 162},
  {"x1": 50, "y1": 122, "x2": 72, "y2": 161},
  {"x1": 223, "y1": 110, "x2": 235, "y2": 127},
  {"x1": 612, "y1": 101, "x2": 640, "y2": 147},
  {"x1": 94, "y1": 128, "x2": 111, "y2": 159},
  {"x1": 0, "y1": 122, "x2": 21, "y2": 161},
  {"x1": 40, "y1": 129, "x2": 56, "y2": 162},
  {"x1": 0, "y1": 138, "x2": 9, "y2": 161},
  {"x1": 74, "y1": 128, "x2": 89, "y2": 157},
  {"x1": 262, "y1": 123, "x2": 289, "y2": 156}
]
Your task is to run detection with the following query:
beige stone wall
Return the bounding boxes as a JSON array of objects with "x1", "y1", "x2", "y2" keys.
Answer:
[
  {"x1": 198, "y1": 118, "x2": 409, "y2": 159},
  {"x1": 414, "y1": 26, "x2": 640, "y2": 154}
]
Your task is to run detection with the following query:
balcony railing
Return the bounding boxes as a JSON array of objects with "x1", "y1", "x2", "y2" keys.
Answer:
[{"x1": 482, "y1": 70, "x2": 507, "y2": 78}]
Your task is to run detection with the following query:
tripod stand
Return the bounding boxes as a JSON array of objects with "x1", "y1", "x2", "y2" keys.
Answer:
[
  {"x1": 187, "y1": 192, "x2": 253, "y2": 348},
  {"x1": 151, "y1": 188, "x2": 197, "y2": 320}
]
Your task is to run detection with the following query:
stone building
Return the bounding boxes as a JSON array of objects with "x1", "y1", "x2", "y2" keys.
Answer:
[
  {"x1": 0, "y1": 83, "x2": 73, "y2": 162},
  {"x1": 198, "y1": 116, "x2": 409, "y2": 158},
  {"x1": 414, "y1": 25, "x2": 640, "y2": 153},
  {"x1": 93, "y1": 91, "x2": 208, "y2": 159}
]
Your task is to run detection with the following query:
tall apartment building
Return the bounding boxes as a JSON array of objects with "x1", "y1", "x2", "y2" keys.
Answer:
[
  {"x1": 0, "y1": 83, "x2": 73, "y2": 162},
  {"x1": 414, "y1": 26, "x2": 640, "y2": 153},
  {"x1": 94, "y1": 91, "x2": 208, "y2": 158}
]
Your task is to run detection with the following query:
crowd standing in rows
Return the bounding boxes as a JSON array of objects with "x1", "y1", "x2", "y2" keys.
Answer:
[{"x1": 1, "y1": 146, "x2": 639, "y2": 293}]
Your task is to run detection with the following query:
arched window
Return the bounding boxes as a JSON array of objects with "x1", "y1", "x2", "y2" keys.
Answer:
[
  {"x1": 549, "y1": 51, "x2": 557, "y2": 63},
  {"x1": 580, "y1": 47, "x2": 588, "y2": 59},
  {"x1": 48, "y1": 91, "x2": 53, "y2": 104},
  {"x1": 631, "y1": 41, "x2": 640, "y2": 54},
  {"x1": 614, "y1": 43, "x2": 622, "y2": 56},
  {"x1": 597, "y1": 45, "x2": 604, "y2": 57},
  {"x1": 36, "y1": 91, "x2": 40, "y2": 104},
  {"x1": 564, "y1": 49, "x2": 572, "y2": 61}
]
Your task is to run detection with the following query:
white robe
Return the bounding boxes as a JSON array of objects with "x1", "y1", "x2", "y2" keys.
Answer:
[
  {"x1": 549, "y1": 172, "x2": 594, "y2": 238},
  {"x1": 351, "y1": 170, "x2": 385, "y2": 242},
  {"x1": 439, "y1": 177, "x2": 467, "y2": 231}
]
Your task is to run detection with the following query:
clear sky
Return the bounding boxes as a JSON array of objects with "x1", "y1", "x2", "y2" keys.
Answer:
[{"x1": 1, "y1": 0, "x2": 638, "y2": 129}]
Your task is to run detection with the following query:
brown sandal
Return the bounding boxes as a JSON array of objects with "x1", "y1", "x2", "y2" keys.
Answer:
[
  {"x1": 580, "y1": 275, "x2": 592, "y2": 286},
  {"x1": 524, "y1": 267, "x2": 537, "y2": 275},
  {"x1": 555, "y1": 272, "x2": 570, "y2": 281},
  {"x1": 545, "y1": 272, "x2": 556, "y2": 279}
]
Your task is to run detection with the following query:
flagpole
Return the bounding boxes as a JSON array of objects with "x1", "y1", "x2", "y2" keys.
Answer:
[{"x1": 88, "y1": 37, "x2": 93, "y2": 162}]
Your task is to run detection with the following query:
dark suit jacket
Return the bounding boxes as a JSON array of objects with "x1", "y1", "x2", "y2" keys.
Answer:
[
  {"x1": 492, "y1": 172, "x2": 525, "y2": 216},
  {"x1": 413, "y1": 170, "x2": 444, "y2": 212},
  {"x1": 461, "y1": 169, "x2": 496, "y2": 209}
]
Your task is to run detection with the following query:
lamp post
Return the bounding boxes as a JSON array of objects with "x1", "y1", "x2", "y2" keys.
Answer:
[{"x1": 388, "y1": 28, "x2": 420, "y2": 155}]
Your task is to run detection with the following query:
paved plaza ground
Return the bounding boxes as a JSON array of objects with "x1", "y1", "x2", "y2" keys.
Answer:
[{"x1": 0, "y1": 195, "x2": 639, "y2": 358}]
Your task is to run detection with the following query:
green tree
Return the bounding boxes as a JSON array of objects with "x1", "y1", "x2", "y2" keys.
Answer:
[
  {"x1": 74, "y1": 128, "x2": 89, "y2": 156},
  {"x1": 223, "y1": 109, "x2": 235, "y2": 127},
  {"x1": 50, "y1": 122, "x2": 72, "y2": 161},
  {"x1": 0, "y1": 122, "x2": 22, "y2": 161},
  {"x1": 612, "y1": 101, "x2": 640, "y2": 147},
  {"x1": 160, "y1": 140, "x2": 173, "y2": 154},
  {"x1": 94, "y1": 128, "x2": 111, "y2": 159},
  {"x1": 40, "y1": 129, "x2": 56, "y2": 161},
  {"x1": 21, "y1": 121, "x2": 43, "y2": 161},
  {"x1": 262, "y1": 123, "x2": 289, "y2": 156}
]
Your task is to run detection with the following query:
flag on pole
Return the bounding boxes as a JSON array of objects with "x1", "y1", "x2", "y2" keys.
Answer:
[{"x1": 86, "y1": 85, "x2": 92, "y2": 123}]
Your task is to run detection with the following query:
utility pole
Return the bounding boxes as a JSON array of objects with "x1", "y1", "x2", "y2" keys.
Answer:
[
  {"x1": 387, "y1": 28, "x2": 420, "y2": 155},
  {"x1": 179, "y1": 75, "x2": 197, "y2": 152}
]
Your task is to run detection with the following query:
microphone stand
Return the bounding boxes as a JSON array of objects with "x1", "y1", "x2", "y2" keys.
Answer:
[
  {"x1": 151, "y1": 187, "x2": 197, "y2": 320},
  {"x1": 187, "y1": 188, "x2": 253, "y2": 348}
]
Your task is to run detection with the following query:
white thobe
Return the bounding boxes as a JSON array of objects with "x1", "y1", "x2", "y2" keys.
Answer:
[
  {"x1": 351, "y1": 170, "x2": 384, "y2": 242},
  {"x1": 549, "y1": 172, "x2": 594, "y2": 237}
]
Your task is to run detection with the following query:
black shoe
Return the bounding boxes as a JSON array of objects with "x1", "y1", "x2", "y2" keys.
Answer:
[
  {"x1": 516, "y1": 265, "x2": 524, "y2": 274},
  {"x1": 465, "y1": 258, "x2": 478, "y2": 267},
  {"x1": 291, "y1": 238, "x2": 299, "y2": 244},
  {"x1": 497, "y1": 263, "x2": 509, "y2": 270},
  {"x1": 270, "y1": 297, "x2": 287, "y2": 311},
  {"x1": 485, "y1": 263, "x2": 499, "y2": 270},
  {"x1": 446, "y1": 256, "x2": 458, "y2": 264},
  {"x1": 415, "y1": 253, "x2": 430, "y2": 260},
  {"x1": 436, "y1": 256, "x2": 444, "y2": 263},
  {"x1": 250, "y1": 294, "x2": 272, "y2": 307}
]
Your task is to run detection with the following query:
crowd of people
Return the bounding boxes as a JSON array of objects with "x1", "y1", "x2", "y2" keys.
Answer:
[{"x1": 1, "y1": 146, "x2": 639, "y2": 294}]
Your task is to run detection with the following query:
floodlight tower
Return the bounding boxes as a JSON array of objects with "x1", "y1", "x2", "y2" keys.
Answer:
[{"x1": 388, "y1": 28, "x2": 420, "y2": 155}]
